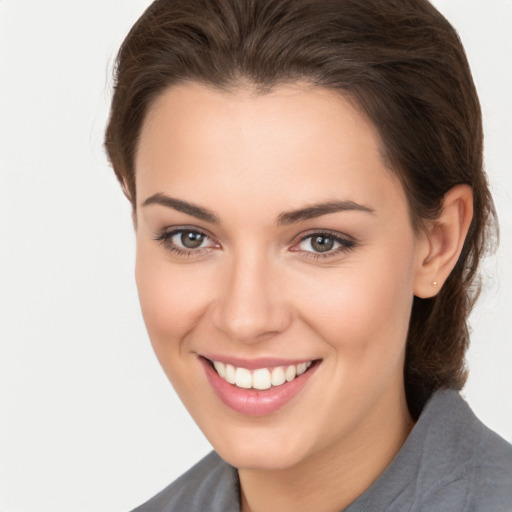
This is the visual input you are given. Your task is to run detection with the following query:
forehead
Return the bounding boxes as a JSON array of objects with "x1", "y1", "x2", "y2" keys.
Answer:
[{"x1": 135, "y1": 82, "x2": 406, "y2": 217}]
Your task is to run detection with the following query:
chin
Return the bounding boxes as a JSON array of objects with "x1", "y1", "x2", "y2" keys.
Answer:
[
  {"x1": 221, "y1": 445, "x2": 307, "y2": 472},
  {"x1": 207, "y1": 424, "x2": 313, "y2": 471}
]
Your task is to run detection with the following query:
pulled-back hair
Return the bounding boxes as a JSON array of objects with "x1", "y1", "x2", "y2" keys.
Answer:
[{"x1": 105, "y1": 0, "x2": 497, "y2": 416}]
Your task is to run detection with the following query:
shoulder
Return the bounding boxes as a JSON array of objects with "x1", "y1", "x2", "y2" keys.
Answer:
[
  {"x1": 420, "y1": 390, "x2": 512, "y2": 477},
  {"x1": 416, "y1": 389, "x2": 512, "y2": 511},
  {"x1": 130, "y1": 451, "x2": 240, "y2": 512},
  {"x1": 345, "y1": 389, "x2": 512, "y2": 512}
]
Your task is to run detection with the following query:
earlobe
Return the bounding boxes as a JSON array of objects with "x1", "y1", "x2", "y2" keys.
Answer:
[{"x1": 414, "y1": 184, "x2": 473, "y2": 298}]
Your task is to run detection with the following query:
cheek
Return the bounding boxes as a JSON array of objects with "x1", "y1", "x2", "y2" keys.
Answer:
[
  {"x1": 295, "y1": 251, "x2": 415, "y2": 359},
  {"x1": 134, "y1": 249, "x2": 211, "y2": 354}
]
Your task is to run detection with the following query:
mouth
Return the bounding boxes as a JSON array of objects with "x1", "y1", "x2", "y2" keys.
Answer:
[
  {"x1": 208, "y1": 358, "x2": 313, "y2": 390},
  {"x1": 199, "y1": 356, "x2": 321, "y2": 416}
]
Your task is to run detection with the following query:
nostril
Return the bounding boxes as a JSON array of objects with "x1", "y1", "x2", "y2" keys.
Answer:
[{"x1": 209, "y1": 262, "x2": 293, "y2": 341}]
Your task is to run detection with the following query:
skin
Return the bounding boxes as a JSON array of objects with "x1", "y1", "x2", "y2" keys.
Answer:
[{"x1": 133, "y1": 83, "x2": 473, "y2": 512}]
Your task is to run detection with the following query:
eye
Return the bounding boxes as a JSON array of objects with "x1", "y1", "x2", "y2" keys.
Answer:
[
  {"x1": 292, "y1": 231, "x2": 356, "y2": 258},
  {"x1": 300, "y1": 234, "x2": 337, "y2": 253},
  {"x1": 155, "y1": 228, "x2": 218, "y2": 256},
  {"x1": 173, "y1": 230, "x2": 209, "y2": 249}
]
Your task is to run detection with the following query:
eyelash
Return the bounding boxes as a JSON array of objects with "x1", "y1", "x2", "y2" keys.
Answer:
[
  {"x1": 292, "y1": 231, "x2": 356, "y2": 260},
  {"x1": 155, "y1": 228, "x2": 356, "y2": 260},
  {"x1": 155, "y1": 227, "x2": 218, "y2": 258}
]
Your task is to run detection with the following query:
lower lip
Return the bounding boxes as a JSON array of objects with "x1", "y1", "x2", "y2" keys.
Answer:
[{"x1": 200, "y1": 358, "x2": 319, "y2": 416}]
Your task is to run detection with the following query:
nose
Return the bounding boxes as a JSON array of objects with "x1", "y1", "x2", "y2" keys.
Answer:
[{"x1": 211, "y1": 250, "x2": 292, "y2": 343}]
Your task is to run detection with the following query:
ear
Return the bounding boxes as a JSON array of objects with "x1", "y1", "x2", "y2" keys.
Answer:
[{"x1": 414, "y1": 184, "x2": 473, "y2": 298}]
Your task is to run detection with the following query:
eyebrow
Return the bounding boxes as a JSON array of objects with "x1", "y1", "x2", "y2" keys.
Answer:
[
  {"x1": 141, "y1": 193, "x2": 374, "y2": 225},
  {"x1": 276, "y1": 201, "x2": 375, "y2": 226},
  {"x1": 141, "y1": 193, "x2": 219, "y2": 223}
]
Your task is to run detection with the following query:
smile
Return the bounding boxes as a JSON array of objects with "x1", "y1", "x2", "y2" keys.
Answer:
[
  {"x1": 211, "y1": 360, "x2": 313, "y2": 390},
  {"x1": 200, "y1": 356, "x2": 320, "y2": 416}
]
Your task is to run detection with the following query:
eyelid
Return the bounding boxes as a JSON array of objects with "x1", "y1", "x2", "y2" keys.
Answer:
[
  {"x1": 155, "y1": 225, "x2": 203, "y2": 240},
  {"x1": 154, "y1": 225, "x2": 220, "y2": 256},
  {"x1": 292, "y1": 228, "x2": 355, "y2": 245},
  {"x1": 154, "y1": 226, "x2": 356, "y2": 260},
  {"x1": 289, "y1": 229, "x2": 357, "y2": 258}
]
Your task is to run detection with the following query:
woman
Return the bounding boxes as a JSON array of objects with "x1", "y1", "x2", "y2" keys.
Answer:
[{"x1": 104, "y1": 0, "x2": 512, "y2": 510}]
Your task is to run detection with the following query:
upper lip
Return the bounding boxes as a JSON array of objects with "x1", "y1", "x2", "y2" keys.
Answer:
[{"x1": 200, "y1": 354, "x2": 318, "y2": 370}]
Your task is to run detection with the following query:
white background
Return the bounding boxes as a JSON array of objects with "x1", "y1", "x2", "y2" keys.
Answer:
[{"x1": 1, "y1": 1, "x2": 511, "y2": 511}]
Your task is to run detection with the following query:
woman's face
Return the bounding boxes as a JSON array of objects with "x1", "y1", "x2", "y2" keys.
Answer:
[{"x1": 134, "y1": 83, "x2": 428, "y2": 470}]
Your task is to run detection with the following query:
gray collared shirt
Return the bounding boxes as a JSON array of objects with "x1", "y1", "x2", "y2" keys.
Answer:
[{"x1": 131, "y1": 390, "x2": 512, "y2": 511}]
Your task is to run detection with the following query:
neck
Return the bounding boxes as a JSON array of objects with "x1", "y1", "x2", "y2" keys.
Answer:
[{"x1": 238, "y1": 388, "x2": 414, "y2": 512}]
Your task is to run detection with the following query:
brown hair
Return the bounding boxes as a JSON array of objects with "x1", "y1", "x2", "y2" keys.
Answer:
[{"x1": 105, "y1": 0, "x2": 497, "y2": 416}]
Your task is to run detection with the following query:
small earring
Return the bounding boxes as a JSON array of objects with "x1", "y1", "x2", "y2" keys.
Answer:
[{"x1": 432, "y1": 281, "x2": 438, "y2": 287}]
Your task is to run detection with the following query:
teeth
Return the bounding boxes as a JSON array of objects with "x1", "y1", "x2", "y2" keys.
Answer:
[
  {"x1": 211, "y1": 360, "x2": 313, "y2": 389},
  {"x1": 235, "y1": 367, "x2": 252, "y2": 389},
  {"x1": 253, "y1": 368, "x2": 272, "y2": 390},
  {"x1": 213, "y1": 361, "x2": 226, "y2": 378},
  {"x1": 285, "y1": 365, "x2": 296, "y2": 382},
  {"x1": 296, "y1": 362, "x2": 307, "y2": 376},
  {"x1": 225, "y1": 364, "x2": 236, "y2": 384},
  {"x1": 271, "y1": 366, "x2": 286, "y2": 386}
]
